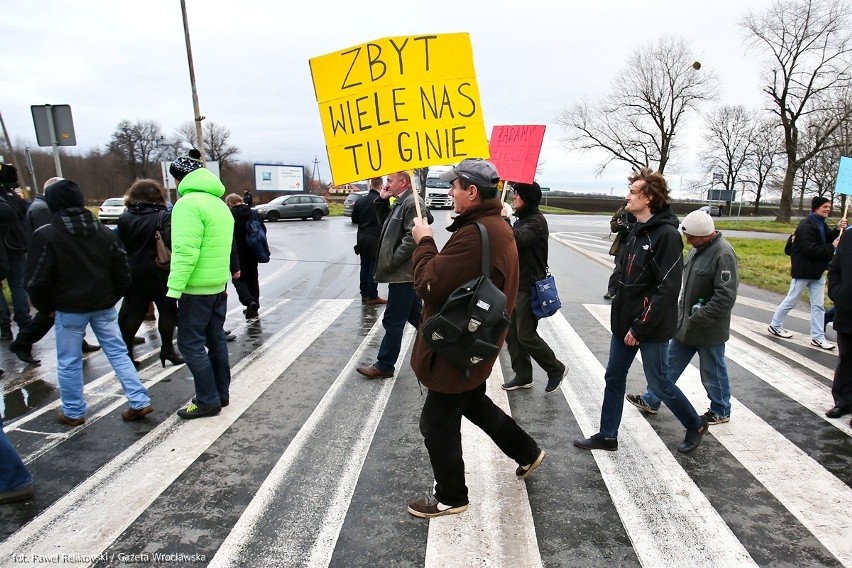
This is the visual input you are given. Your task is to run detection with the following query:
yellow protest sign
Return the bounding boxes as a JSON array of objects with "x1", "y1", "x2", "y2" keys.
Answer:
[{"x1": 309, "y1": 33, "x2": 489, "y2": 184}]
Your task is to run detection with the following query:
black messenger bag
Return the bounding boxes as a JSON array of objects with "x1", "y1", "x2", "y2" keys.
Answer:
[{"x1": 422, "y1": 222, "x2": 511, "y2": 371}]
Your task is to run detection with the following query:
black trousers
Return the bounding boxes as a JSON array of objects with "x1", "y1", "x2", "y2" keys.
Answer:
[
  {"x1": 118, "y1": 280, "x2": 177, "y2": 360},
  {"x1": 419, "y1": 381, "x2": 540, "y2": 506},
  {"x1": 233, "y1": 260, "x2": 260, "y2": 307},
  {"x1": 607, "y1": 244, "x2": 629, "y2": 295},
  {"x1": 9, "y1": 311, "x2": 55, "y2": 350},
  {"x1": 507, "y1": 288, "x2": 562, "y2": 381},
  {"x1": 833, "y1": 330, "x2": 852, "y2": 409}
]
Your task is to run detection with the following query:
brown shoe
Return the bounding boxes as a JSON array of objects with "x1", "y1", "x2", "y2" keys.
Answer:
[
  {"x1": 356, "y1": 364, "x2": 393, "y2": 379},
  {"x1": 122, "y1": 406, "x2": 153, "y2": 421},
  {"x1": 364, "y1": 297, "x2": 387, "y2": 305},
  {"x1": 56, "y1": 410, "x2": 85, "y2": 427}
]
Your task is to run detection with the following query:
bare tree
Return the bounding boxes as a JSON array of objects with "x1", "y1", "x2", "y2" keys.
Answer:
[
  {"x1": 743, "y1": 116, "x2": 783, "y2": 214},
  {"x1": 176, "y1": 121, "x2": 240, "y2": 168},
  {"x1": 107, "y1": 120, "x2": 170, "y2": 182},
  {"x1": 742, "y1": 0, "x2": 852, "y2": 222},
  {"x1": 556, "y1": 35, "x2": 718, "y2": 174},
  {"x1": 700, "y1": 105, "x2": 753, "y2": 194}
]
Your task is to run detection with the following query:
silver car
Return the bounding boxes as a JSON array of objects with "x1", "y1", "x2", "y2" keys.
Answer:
[
  {"x1": 343, "y1": 190, "x2": 369, "y2": 220},
  {"x1": 98, "y1": 198, "x2": 126, "y2": 224},
  {"x1": 254, "y1": 194, "x2": 329, "y2": 222}
]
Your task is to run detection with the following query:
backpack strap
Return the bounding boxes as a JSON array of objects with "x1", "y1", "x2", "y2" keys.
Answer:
[{"x1": 474, "y1": 222, "x2": 490, "y2": 277}]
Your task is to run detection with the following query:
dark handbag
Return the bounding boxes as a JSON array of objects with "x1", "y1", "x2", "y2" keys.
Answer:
[
  {"x1": 153, "y1": 210, "x2": 171, "y2": 272},
  {"x1": 531, "y1": 272, "x2": 561, "y2": 319},
  {"x1": 422, "y1": 223, "x2": 511, "y2": 371}
]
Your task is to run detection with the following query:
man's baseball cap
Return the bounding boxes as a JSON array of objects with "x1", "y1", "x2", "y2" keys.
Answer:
[
  {"x1": 680, "y1": 210, "x2": 715, "y2": 237},
  {"x1": 439, "y1": 158, "x2": 499, "y2": 188}
]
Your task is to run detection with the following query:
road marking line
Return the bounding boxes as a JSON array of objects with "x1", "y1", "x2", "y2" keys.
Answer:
[
  {"x1": 540, "y1": 311, "x2": 756, "y2": 567},
  {"x1": 209, "y1": 321, "x2": 416, "y2": 567},
  {"x1": 0, "y1": 299, "x2": 350, "y2": 564},
  {"x1": 734, "y1": 295, "x2": 810, "y2": 321},
  {"x1": 586, "y1": 303, "x2": 852, "y2": 566},
  {"x1": 425, "y1": 365, "x2": 543, "y2": 568},
  {"x1": 732, "y1": 315, "x2": 836, "y2": 375}
]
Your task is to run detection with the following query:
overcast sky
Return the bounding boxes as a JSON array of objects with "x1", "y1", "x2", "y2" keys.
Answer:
[{"x1": 2, "y1": 0, "x2": 778, "y2": 196}]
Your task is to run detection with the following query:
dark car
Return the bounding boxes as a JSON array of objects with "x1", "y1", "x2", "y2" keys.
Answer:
[
  {"x1": 343, "y1": 190, "x2": 369, "y2": 220},
  {"x1": 254, "y1": 194, "x2": 329, "y2": 222}
]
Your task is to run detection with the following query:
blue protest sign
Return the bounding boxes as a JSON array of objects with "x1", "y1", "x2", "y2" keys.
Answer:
[{"x1": 835, "y1": 156, "x2": 852, "y2": 196}]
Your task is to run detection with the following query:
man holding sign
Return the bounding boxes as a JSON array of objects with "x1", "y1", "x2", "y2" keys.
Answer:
[{"x1": 356, "y1": 171, "x2": 432, "y2": 379}]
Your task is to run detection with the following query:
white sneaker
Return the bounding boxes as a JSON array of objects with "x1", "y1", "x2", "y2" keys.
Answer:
[
  {"x1": 768, "y1": 325, "x2": 793, "y2": 338},
  {"x1": 811, "y1": 338, "x2": 836, "y2": 350}
]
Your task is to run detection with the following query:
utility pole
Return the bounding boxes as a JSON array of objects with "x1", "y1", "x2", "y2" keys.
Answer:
[
  {"x1": 180, "y1": 0, "x2": 206, "y2": 164},
  {"x1": 312, "y1": 155, "x2": 320, "y2": 193}
]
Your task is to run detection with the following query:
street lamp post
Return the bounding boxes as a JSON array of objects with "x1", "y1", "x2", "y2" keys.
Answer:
[{"x1": 179, "y1": 0, "x2": 206, "y2": 164}]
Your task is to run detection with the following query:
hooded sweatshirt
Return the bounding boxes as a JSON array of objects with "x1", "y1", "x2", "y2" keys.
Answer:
[
  {"x1": 610, "y1": 205, "x2": 683, "y2": 343},
  {"x1": 166, "y1": 168, "x2": 234, "y2": 298}
]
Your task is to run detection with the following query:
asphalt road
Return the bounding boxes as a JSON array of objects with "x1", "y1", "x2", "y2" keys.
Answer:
[{"x1": 0, "y1": 214, "x2": 849, "y2": 567}]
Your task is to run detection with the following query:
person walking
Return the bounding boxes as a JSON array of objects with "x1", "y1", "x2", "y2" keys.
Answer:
[
  {"x1": 25, "y1": 179, "x2": 153, "y2": 425},
  {"x1": 356, "y1": 171, "x2": 432, "y2": 379},
  {"x1": 626, "y1": 210, "x2": 738, "y2": 424},
  {"x1": 243, "y1": 189, "x2": 253, "y2": 207},
  {"x1": 166, "y1": 150, "x2": 234, "y2": 419},
  {"x1": 351, "y1": 177, "x2": 385, "y2": 305},
  {"x1": 604, "y1": 201, "x2": 635, "y2": 300},
  {"x1": 117, "y1": 179, "x2": 183, "y2": 367},
  {"x1": 574, "y1": 168, "x2": 708, "y2": 454},
  {"x1": 826, "y1": 226, "x2": 852, "y2": 421},
  {"x1": 0, "y1": 164, "x2": 32, "y2": 341},
  {"x1": 407, "y1": 158, "x2": 544, "y2": 518},
  {"x1": 225, "y1": 193, "x2": 260, "y2": 319},
  {"x1": 501, "y1": 181, "x2": 566, "y2": 393},
  {"x1": 768, "y1": 196, "x2": 846, "y2": 349}
]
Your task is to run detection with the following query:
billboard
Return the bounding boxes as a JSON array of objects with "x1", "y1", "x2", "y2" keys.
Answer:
[
  {"x1": 253, "y1": 164, "x2": 305, "y2": 192},
  {"x1": 309, "y1": 32, "x2": 489, "y2": 184}
]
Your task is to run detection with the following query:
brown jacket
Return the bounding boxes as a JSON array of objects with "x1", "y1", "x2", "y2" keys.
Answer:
[{"x1": 410, "y1": 200, "x2": 519, "y2": 394}]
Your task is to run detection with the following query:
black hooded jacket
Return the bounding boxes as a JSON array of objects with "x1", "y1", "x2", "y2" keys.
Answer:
[
  {"x1": 611, "y1": 205, "x2": 683, "y2": 342},
  {"x1": 790, "y1": 213, "x2": 840, "y2": 279},
  {"x1": 117, "y1": 202, "x2": 171, "y2": 274},
  {"x1": 512, "y1": 204, "x2": 549, "y2": 290},
  {"x1": 26, "y1": 208, "x2": 130, "y2": 313}
]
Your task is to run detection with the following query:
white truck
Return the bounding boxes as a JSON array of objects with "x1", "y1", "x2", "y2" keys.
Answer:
[{"x1": 423, "y1": 165, "x2": 454, "y2": 209}]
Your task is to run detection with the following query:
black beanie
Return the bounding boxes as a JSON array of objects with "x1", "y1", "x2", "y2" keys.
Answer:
[
  {"x1": 514, "y1": 181, "x2": 542, "y2": 207},
  {"x1": 45, "y1": 179, "x2": 85, "y2": 213},
  {"x1": 0, "y1": 164, "x2": 18, "y2": 185},
  {"x1": 169, "y1": 148, "x2": 203, "y2": 181},
  {"x1": 811, "y1": 196, "x2": 831, "y2": 211}
]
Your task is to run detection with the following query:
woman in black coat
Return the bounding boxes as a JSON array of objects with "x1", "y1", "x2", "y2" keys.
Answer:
[{"x1": 117, "y1": 179, "x2": 183, "y2": 366}]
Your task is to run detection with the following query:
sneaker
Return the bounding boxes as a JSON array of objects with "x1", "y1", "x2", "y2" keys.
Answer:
[
  {"x1": 767, "y1": 325, "x2": 793, "y2": 338},
  {"x1": 177, "y1": 402, "x2": 221, "y2": 420},
  {"x1": 0, "y1": 482, "x2": 34, "y2": 505},
  {"x1": 56, "y1": 410, "x2": 85, "y2": 427},
  {"x1": 407, "y1": 495, "x2": 468, "y2": 518},
  {"x1": 501, "y1": 376, "x2": 533, "y2": 390},
  {"x1": 545, "y1": 364, "x2": 566, "y2": 393},
  {"x1": 516, "y1": 449, "x2": 545, "y2": 478},
  {"x1": 122, "y1": 406, "x2": 153, "y2": 421},
  {"x1": 702, "y1": 410, "x2": 730, "y2": 425},
  {"x1": 625, "y1": 394, "x2": 658, "y2": 414},
  {"x1": 677, "y1": 416, "x2": 709, "y2": 454},
  {"x1": 573, "y1": 433, "x2": 618, "y2": 451},
  {"x1": 811, "y1": 338, "x2": 836, "y2": 350}
]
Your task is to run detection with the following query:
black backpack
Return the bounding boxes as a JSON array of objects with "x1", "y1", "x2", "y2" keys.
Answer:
[{"x1": 421, "y1": 222, "x2": 511, "y2": 373}]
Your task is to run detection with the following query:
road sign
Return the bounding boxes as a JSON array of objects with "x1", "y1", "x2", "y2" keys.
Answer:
[
  {"x1": 31, "y1": 104, "x2": 76, "y2": 147},
  {"x1": 540, "y1": 187, "x2": 550, "y2": 192},
  {"x1": 712, "y1": 172, "x2": 724, "y2": 183}
]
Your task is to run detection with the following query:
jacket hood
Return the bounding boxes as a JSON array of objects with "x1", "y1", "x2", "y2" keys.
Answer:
[
  {"x1": 177, "y1": 168, "x2": 226, "y2": 199},
  {"x1": 639, "y1": 205, "x2": 679, "y2": 232},
  {"x1": 52, "y1": 207, "x2": 100, "y2": 237}
]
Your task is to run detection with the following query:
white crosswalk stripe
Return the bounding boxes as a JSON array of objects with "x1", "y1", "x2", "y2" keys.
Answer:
[{"x1": 1, "y1": 295, "x2": 850, "y2": 567}]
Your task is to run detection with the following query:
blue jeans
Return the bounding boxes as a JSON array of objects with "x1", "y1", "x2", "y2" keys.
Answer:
[
  {"x1": 0, "y1": 414, "x2": 32, "y2": 492},
  {"x1": 770, "y1": 277, "x2": 826, "y2": 341},
  {"x1": 359, "y1": 252, "x2": 379, "y2": 299},
  {"x1": 0, "y1": 251, "x2": 32, "y2": 328},
  {"x1": 177, "y1": 293, "x2": 231, "y2": 407},
  {"x1": 55, "y1": 308, "x2": 150, "y2": 420},
  {"x1": 376, "y1": 282, "x2": 421, "y2": 373},
  {"x1": 600, "y1": 335, "x2": 701, "y2": 438},
  {"x1": 642, "y1": 339, "x2": 731, "y2": 417}
]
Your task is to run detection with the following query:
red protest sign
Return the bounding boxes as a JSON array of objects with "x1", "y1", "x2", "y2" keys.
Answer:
[{"x1": 487, "y1": 125, "x2": 546, "y2": 183}]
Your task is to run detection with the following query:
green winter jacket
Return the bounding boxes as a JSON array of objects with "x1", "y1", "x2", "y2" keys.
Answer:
[{"x1": 166, "y1": 168, "x2": 234, "y2": 298}]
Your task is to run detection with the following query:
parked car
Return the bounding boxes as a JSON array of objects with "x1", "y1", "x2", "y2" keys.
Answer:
[
  {"x1": 699, "y1": 204, "x2": 722, "y2": 217},
  {"x1": 343, "y1": 190, "x2": 369, "y2": 220},
  {"x1": 98, "y1": 198, "x2": 126, "y2": 224},
  {"x1": 254, "y1": 194, "x2": 329, "y2": 222}
]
